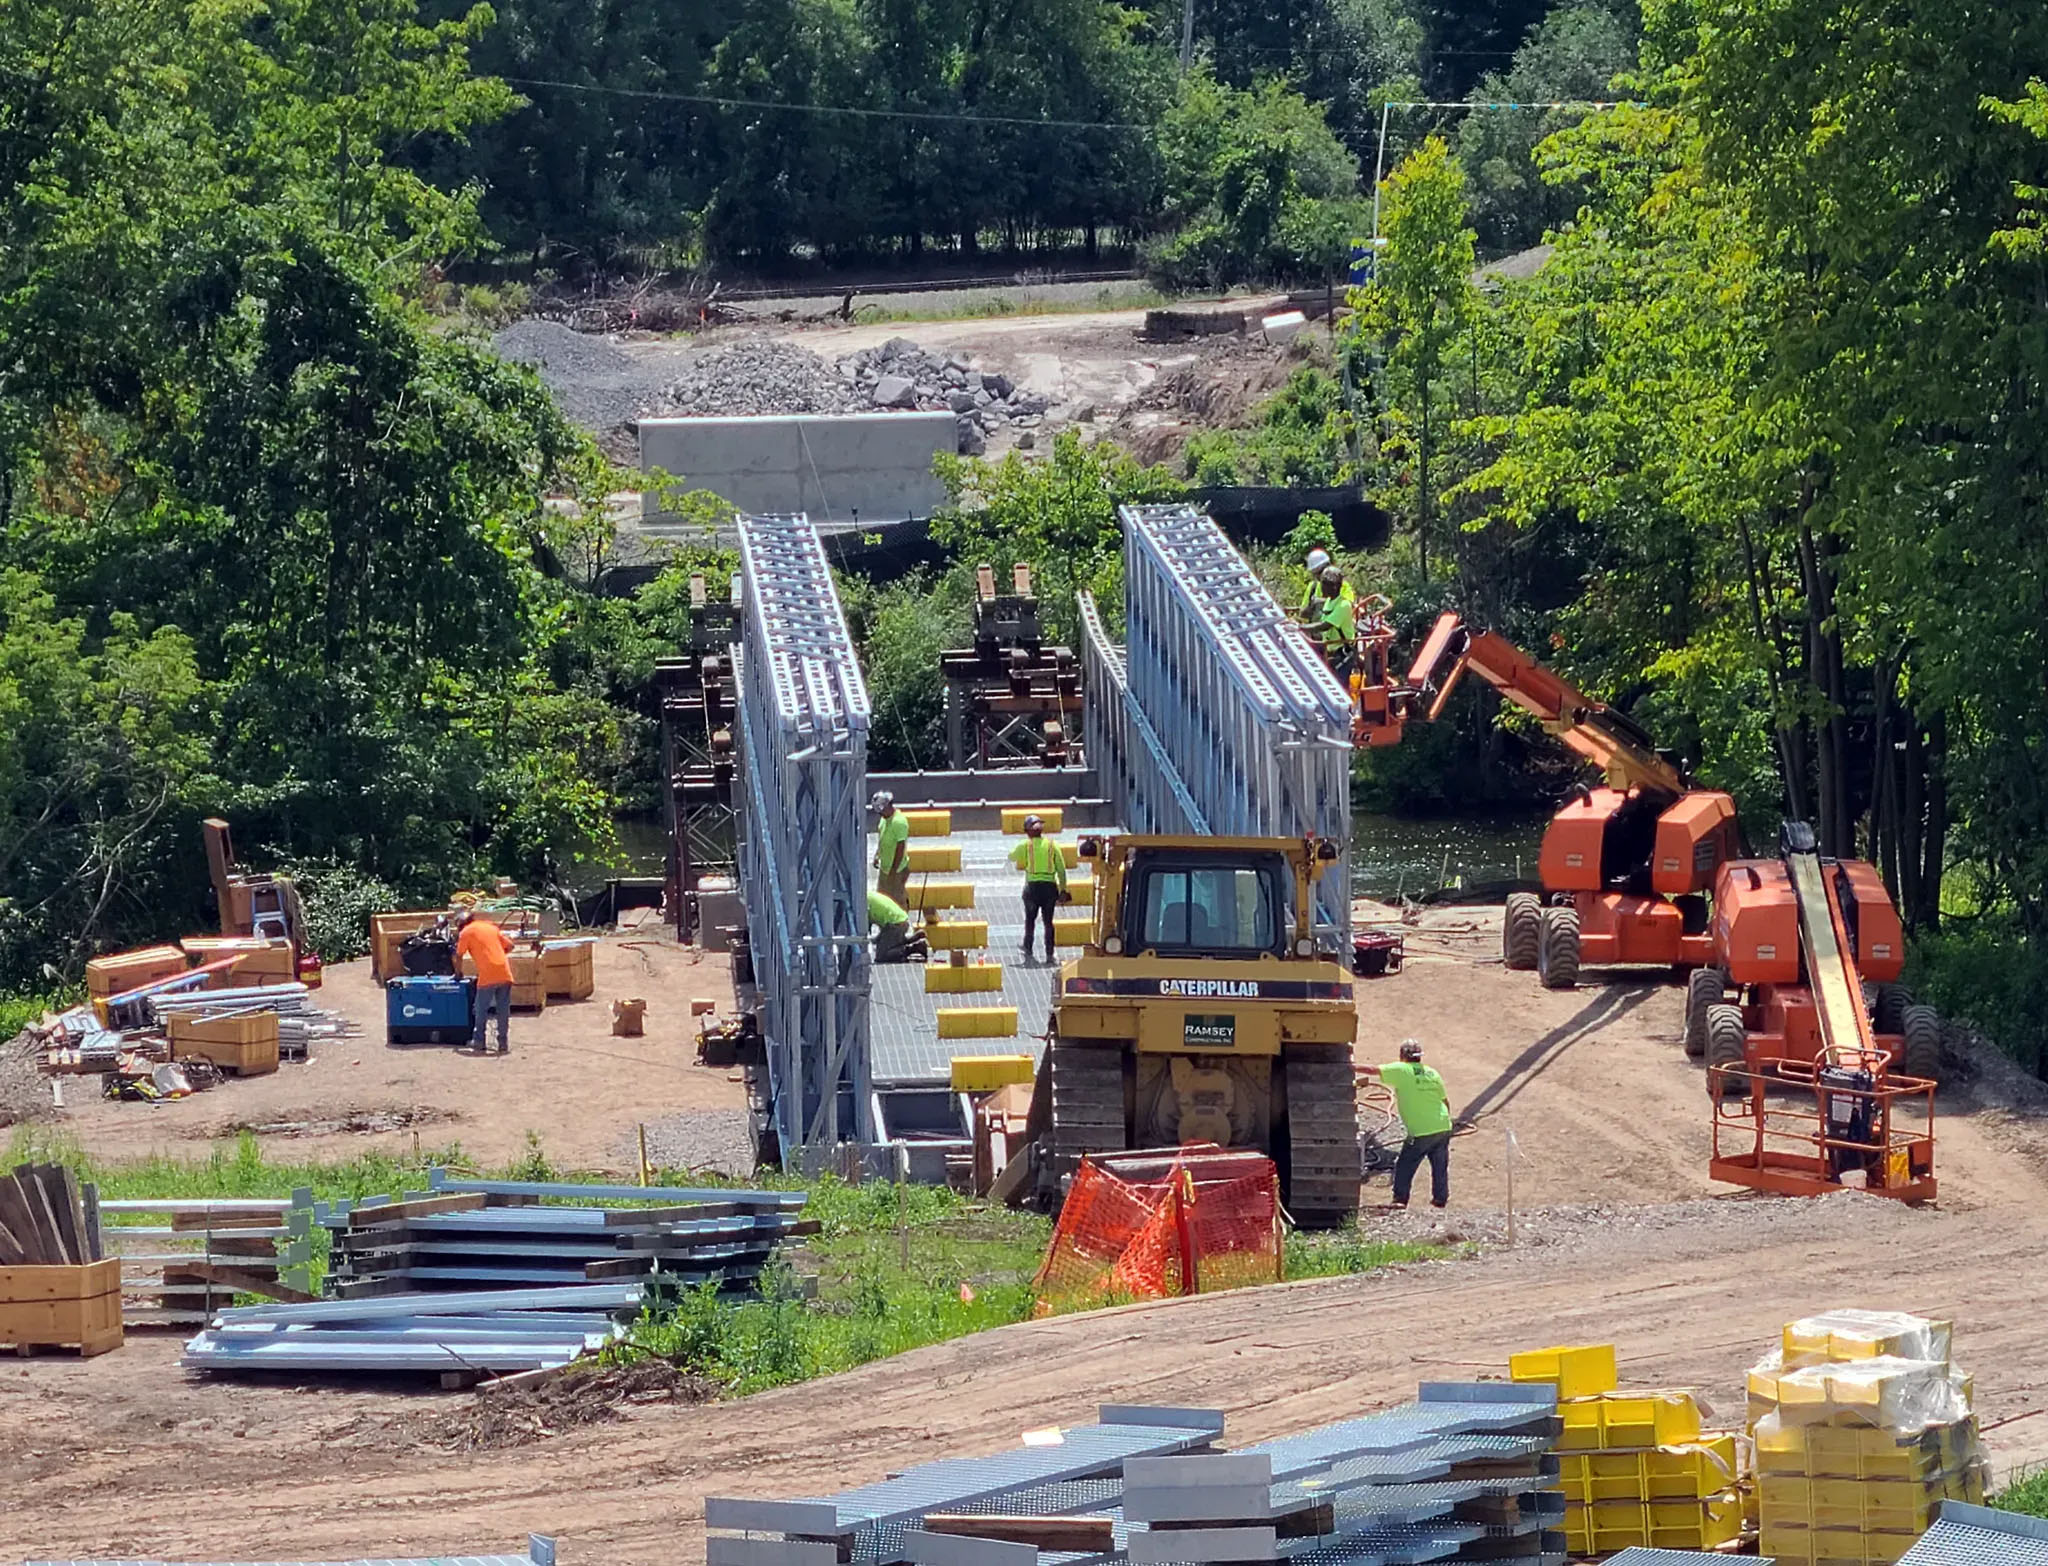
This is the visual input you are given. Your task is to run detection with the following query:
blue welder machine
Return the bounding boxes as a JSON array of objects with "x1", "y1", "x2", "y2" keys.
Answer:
[{"x1": 385, "y1": 975, "x2": 476, "y2": 1045}]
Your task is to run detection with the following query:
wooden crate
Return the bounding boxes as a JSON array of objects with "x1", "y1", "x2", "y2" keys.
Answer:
[
  {"x1": 222, "y1": 939, "x2": 296, "y2": 988},
  {"x1": 539, "y1": 940, "x2": 596, "y2": 1001},
  {"x1": 371, "y1": 912, "x2": 443, "y2": 982},
  {"x1": 510, "y1": 982, "x2": 548, "y2": 1013},
  {"x1": 166, "y1": 1012, "x2": 280, "y2": 1076},
  {"x1": 84, "y1": 945, "x2": 188, "y2": 999},
  {"x1": 0, "y1": 1260, "x2": 124, "y2": 1356}
]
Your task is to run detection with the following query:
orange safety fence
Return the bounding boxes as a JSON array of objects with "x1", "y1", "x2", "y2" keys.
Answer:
[{"x1": 1033, "y1": 1145, "x2": 1283, "y2": 1315}]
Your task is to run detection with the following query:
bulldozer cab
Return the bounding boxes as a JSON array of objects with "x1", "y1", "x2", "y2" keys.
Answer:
[{"x1": 1080, "y1": 835, "x2": 1332, "y2": 961}]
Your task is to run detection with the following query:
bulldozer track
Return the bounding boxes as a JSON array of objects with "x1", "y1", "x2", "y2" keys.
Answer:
[
  {"x1": 1284, "y1": 1045, "x2": 1360, "y2": 1226},
  {"x1": 1047, "y1": 1040, "x2": 1127, "y2": 1189}
]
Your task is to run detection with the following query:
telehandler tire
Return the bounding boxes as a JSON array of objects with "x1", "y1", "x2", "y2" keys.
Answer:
[
  {"x1": 1503, "y1": 893, "x2": 1541, "y2": 971},
  {"x1": 1537, "y1": 906, "x2": 1581, "y2": 990}
]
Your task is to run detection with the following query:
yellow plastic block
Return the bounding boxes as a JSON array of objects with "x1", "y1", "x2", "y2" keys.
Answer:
[
  {"x1": 936, "y1": 1007, "x2": 1020, "y2": 1039},
  {"x1": 904, "y1": 810, "x2": 952, "y2": 837},
  {"x1": 1559, "y1": 1391, "x2": 1703, "y2": 1451},
  {"x1": 950, "y1": 1053, "x2": 1035, "y2": 1091},
  {"x1": 901, "y1": 880, "x2": 976, "y2": 910},
  {"x1": 905, "y1": 843, "x2": 962, "y2": 873},
  {"x1": 1561, "y1": 1436, "x2": 1740, "y2": 1503},
  {"x1": 1052, "y1": 916, "x2": 1092, "y2": 947},
  {"x1": 1761, "y1": 1524, "x2": 1922, "y2": 1566},
  {"x1": 1510, "y1": 1343, "x2": 1618, "y2": 1400},
  {"x1": 1759, "y1": 1469, "x2": 1979, "y2": 1533},
  {"x1": 924, "y1": 962, "x2": 1005, "y2": 994},
  {"x1": 1783, "y1": 1310, "x2": 1952, "y2": 1369},
  {"x1": 1566, "y1": 1493, "x2": 1742, "y2": 1553},
  {"x1": 1002, "y1": 807, "x2": 1063, "y2": 833},
  {"x1": 924, "y1": 920, "x2": 990, "y2": 951},
  {"x1": 1756, "y1": 1420, "x2": 1961, "y2": 1481}
]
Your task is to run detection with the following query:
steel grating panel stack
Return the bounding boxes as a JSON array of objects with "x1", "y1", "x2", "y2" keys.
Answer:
[
  {"x1": 733, "y1": 511, "x2": 874, "y2": 1155},
  {"x1": 1606, "y1": 1552, "x2": 1776, "y2": 1566},
  {"x1": 705, "y1": 1386, "x2": 1561, "y2": 1566},
  {"x1": 707, "y1": 1406, "x2": 1226, "y2": 1566},
  {"x1": 1116, "y1": 504, "x2": 1355, "y2": 942},
  {"x1": 1898, "y1": 1504, "x2": 2048, "y2": 1566}
]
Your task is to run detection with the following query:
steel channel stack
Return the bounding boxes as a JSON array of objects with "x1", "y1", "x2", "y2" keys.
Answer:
[
  {"x1": 733, "y1": 511, "x2": 875, "y2": 1156},
  {"x1": 1117, "y1": 503, "x2": 1355, "y2": 942}
]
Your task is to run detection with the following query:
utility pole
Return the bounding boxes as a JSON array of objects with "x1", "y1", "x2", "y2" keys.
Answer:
[{"x1": 1179, "y1": 0, "x2": 1195, "y2": 72}]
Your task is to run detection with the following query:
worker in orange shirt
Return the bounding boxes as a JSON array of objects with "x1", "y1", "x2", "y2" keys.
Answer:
[{"x1": 456, "y1": 910, "x2": 515, "y2": 1054}]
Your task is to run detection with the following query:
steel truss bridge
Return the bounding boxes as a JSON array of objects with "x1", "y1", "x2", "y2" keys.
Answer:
[{"x1": 727, "y1": 502, "x2": 1353, "y2": 1165}]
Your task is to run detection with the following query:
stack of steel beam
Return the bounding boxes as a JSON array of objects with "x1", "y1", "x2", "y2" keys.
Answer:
[
  {"x1": 704, "y1": 1385, "x2": 1562, "y2": 1566},
  {"x1": 180, "y1": 1282, "x2": 643, "y2": 1381},
  {"x1": 1117, "y1": 503, "x2": 1355, "y2": 942},
  {"x1": 315, "y1": 1173, "x2": 811, "y2": 1297},
  {"x1": 732, "y1": 510, "x2": 873, "y2": 1158}
]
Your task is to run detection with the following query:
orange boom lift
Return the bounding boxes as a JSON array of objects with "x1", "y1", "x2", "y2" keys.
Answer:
[
  {"x1": 1704, "y1": 822, "x2": 1937, "y2": 1201},
  {"x1": 1403, "y1": 614, "x2": 1739, "y2": 988}
]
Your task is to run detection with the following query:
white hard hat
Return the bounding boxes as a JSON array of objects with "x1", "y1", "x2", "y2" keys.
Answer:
[
  {"x1": 870, "y1": 791, "x2": 894, "y2": 810},
  {"x1": 1305, "y1": 547, "x2": 1332, "y2": 573}
]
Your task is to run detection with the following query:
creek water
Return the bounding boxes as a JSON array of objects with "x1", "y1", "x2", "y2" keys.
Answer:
[{"x1": 584, "y1": 811, "x2": 1542, "y2": 902}]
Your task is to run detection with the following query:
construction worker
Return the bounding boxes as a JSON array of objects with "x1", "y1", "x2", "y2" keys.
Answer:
[
  {"x1": 1009, "y1": 813, "x2": 1068, "y2": 964},
  {"x1": 455, "y1": 909, "x2": 514, "y2": 1055},
  {"x1": 868, "y1": 889, "x2": 925, "y2": 964},
  {"x1": 1360, "y1": 1039, "x2": 1453, "y2": 1208},
  {"x1": 1297, "y1": 546, "x2": 1333, "y2": 617},
  {"x1": 871, "y1": 791, "x2": 910, "y2": 905},
  {"x1": 1312, "y1": 565, "x2": 1358, "y2": 673}
]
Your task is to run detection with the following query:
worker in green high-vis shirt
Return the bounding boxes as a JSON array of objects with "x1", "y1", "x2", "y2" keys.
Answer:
[
  {"x1": 867, "y1": 889, "x2": 924, "y2": 964},
  {"x1": 1310, "y1": 565, "x2": 1358, "y2": 674},
  {"x1": 871, "y1": 790, "x2": 910, "y2": 905},
  {"x1": 1360, "y1": 1038, "x2": 1454, "y2": 1209},
  {"x1": 1009, "y1": 813, "x2": 1068, "y2": 964}
]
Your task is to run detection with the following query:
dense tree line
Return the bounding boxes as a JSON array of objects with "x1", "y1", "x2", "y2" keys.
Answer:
[
  {"x1": 1330, "y1": 0, "x2": 2048, "y2": 1062},
  {"x1": 413, "y1": 0, "x2": 1617, "y2": 275}
]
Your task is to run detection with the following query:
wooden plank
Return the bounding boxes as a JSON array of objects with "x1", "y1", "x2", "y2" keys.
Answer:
[
  {"x1": 342, "y1": 1192, "x2": 489, "y2": 1226},
  {"x1": 159, "y1": 1262, "x2": 318, "y2": 1303},
  {"x1": 923, "y1": 1516, "x2": 1116, "y2": 1553},
  {"x1": 170, "y1": 1208, "x2": 292, "y2": 1232},
  {"x1": 21, "y1": 1168, "x2": 73, "y2": 1265},
  {"x1": 0, "y1": 1214, "x2": 27, "y2": 1267},
  {"x1": 80, "y1": 1182, "x2": 101, "y2": 1262},
  {"x1": 0, "y1": 1175, "x2": 50, "y2": 1264},
  {"x1": 49, "y1": 1166, "x2": 86, "y2": 1264}
]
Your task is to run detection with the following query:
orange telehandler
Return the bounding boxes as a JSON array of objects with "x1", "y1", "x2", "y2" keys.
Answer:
[{"x1": 1400, "y1": 613, "x2": 1739, "y2": 989}]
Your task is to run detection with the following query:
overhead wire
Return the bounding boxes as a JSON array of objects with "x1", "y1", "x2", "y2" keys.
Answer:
[{"x1": 498, "y1": 76, "x2": 1152, "y2": 132}]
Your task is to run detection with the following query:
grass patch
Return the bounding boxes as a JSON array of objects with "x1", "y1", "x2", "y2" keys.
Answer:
[
  {"x1": 1284, "y1": 1230, "x2": 1454, "y2": 1280},
  {"x1": 622, "y1": 1189, "x2": 1049, "y2": 1394},
  {"x1": 1994, "y1": 1465, "x2": 2048, "y2": 1518}
]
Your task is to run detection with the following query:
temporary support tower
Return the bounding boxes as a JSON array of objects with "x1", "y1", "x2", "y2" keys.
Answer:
[
  {"x1": 732, "y1": 512, "x2": 874, "y2": 1157},
  {"x1": 1117, "y1": 502, "x2": 1356, "y2": 942}
]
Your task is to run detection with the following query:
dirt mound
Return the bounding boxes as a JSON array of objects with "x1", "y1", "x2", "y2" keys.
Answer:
[{"x1": 417, "y1": 1359, "x2": 717, "y2": 1453}]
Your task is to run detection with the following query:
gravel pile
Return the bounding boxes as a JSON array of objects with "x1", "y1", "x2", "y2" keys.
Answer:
[
  {"x1": 492, "y1": 319, "x2": 678, "y2": 436},
  {"x1": 630, "y1": 1107, "x2": 758, "y2": 1178},
  {"x1": 661, "y1": 338, "x2": 856, "y2": 418},
  {"x1": 838, "y1": 335, "x2": 1052, "y2": 455}
]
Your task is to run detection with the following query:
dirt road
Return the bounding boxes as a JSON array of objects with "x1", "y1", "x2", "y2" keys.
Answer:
[{"x1": 8, "y1": 914, "x2": 2048, "y2": 1563}]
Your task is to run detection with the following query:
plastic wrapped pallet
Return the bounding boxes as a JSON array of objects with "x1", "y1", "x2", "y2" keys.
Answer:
[
  {"x1": 1749, "y1": 1353, "x2": 1971, "y2": 1432},
  {"x1": 1783, "y1": 1310, "x2": 1954, "y2": 1370}
]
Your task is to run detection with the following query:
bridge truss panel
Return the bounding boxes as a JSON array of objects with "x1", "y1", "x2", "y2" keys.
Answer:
[
  {"x1": 1118, "y1": 503, "x2": 1354, "y2": 942},
  {"x1": 733, "y1": 512, "x2": 873, "y2": 1156},
  {"x1": 1077, "y1": 590, "x2": 1206, "y2": 837}
]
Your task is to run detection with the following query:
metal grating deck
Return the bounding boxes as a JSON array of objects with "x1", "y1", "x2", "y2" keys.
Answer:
[
  {"x1": 1900, "y1": 1505, "x2": 2048, "y2": 1566},
  {"x1": 870, "y1": 827, "x2": 1113, "y2": 1087}
]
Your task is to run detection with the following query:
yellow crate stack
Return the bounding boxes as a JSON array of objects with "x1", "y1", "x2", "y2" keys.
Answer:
[
  {"x1": 1512, "y1": 1342, "x2": 1744, "y2": 1557},
  {"x1": 1751, "y1": 1311, "x2": 1987, "y2": 1566}
]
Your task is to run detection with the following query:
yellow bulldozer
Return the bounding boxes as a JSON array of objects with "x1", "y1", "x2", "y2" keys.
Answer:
[{"x1": 1024, "y1": 833, "x2": 1362, "y2": 1227}]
